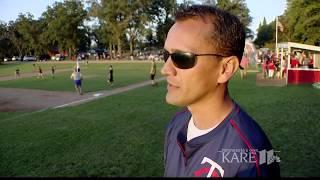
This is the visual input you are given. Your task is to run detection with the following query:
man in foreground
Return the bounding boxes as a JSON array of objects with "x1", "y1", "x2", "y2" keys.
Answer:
[{"x1": 161, "y1": 5, "x2": 280, "y2": 177}]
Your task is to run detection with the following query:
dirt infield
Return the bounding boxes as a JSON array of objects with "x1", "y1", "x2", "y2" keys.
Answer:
[
  {"x1": 0, "y1": 77, "x2": 165, "y2": 112},
  {"x1": 0, "y1": 88, "x2": 88, "y2": 111}
]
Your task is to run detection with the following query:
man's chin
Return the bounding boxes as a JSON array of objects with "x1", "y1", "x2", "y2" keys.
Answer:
[{"x1": 166, "y1": 95, "x2": 186, "y2": 107}]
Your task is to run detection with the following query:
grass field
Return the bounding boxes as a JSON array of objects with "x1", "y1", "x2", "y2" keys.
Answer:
[
  {"x1": 0, "y1": 61, "x2": 164, "y2": 92},
  {"x1": 0, "y1": 62, "x2": 320, "y2": 177}
]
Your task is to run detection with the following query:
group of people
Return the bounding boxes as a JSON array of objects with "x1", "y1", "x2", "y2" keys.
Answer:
[
  {"x1": 259, "y1": 49, "x2": 315, "y2": 79},
  {"x1": 37, "y1": 65, "x2": 56, "y2": 79},
  {"x1": 261, "y1": 51, "x2": 281, "y2": 79},
  {"x1": 12, "y1": 58, "x2": 157, "y2": 96},
  {"x1": 290, "y1": 50, "x2": 314, "y2": 68},
  {"x1": 70, "y1": 60, "x2": 157, "y2": 95},
  {"x1": 14, "y1": 64, "x2": 56, "y2": 79}
]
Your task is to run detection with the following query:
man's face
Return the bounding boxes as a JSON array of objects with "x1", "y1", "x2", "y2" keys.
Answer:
[{"x1": 161, "y1": 19, "x2": 223, "y2": 107}]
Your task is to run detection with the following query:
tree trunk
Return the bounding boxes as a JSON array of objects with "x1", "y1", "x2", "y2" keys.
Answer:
[
  {"x1": 129, "y1": 37, "x2": 133, "y2": 56},
  {"x1": 18, "y1": 49, "x2": 22, "y2": 59},
  {"x1": 117, "y1": 37, "x2": 121, "y2": 58},
  {"x1": 111, "y1": 44, "x2": 115, "y2": 60},
  {"x1": 68, "y1": 47, "x2": 72, "y2": 60},
  {"x1": 108, "y1": 42, "x2": 112, "y2": 60}
]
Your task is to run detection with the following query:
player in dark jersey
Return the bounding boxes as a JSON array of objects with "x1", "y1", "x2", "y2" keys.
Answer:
[
  {"x1": 15, "y1": 67, "x2": 20, "y2": 78},
  {"x1": 37, "y1": 66, "x2": 44, "y2": 79},
  {"x1": 51, "y1": 64, "x2": 56, "y2": 78},
  {"x1": 108, "y1": 65, "x2": 113, "y2": 86},
  {"x1": 161, "y1": 5, "x2": 280, "y2": 177},
  {"x1": 150, "y1": 59, "x2": 157, "y2": 86}
]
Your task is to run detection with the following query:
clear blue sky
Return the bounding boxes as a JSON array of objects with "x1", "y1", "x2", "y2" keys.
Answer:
[
  {"x1": 0, "y1": 0, "x2": 286, "y2": 35},
  {"x1": 0, "y1": 0, "x2": 59, "y2": 22},
  {"x1": 246, "y1": 0, "x2": 287, "y2": 34}
]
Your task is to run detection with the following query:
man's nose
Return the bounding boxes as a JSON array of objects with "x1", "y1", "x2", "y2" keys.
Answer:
[{"x1": 161, "y1": 57, "x2": 176, "y2": 76}]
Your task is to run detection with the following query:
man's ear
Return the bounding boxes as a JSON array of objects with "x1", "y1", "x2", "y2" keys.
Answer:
[{"x1": 217, "y1": 56, "x2": 239, "y2": 83}]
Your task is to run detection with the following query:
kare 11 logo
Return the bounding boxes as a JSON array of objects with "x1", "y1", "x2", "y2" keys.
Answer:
[{"x1": 218, "y1": 148, "x2": 281, "y2": 165}]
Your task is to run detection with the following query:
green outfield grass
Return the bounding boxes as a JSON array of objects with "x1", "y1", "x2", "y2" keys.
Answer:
[
  {"x1": 0, "y1": 70, "x2": 319, "y2": 177},
  {"x1": 0, "y1": 61, "x2": 164, "y2": 92}
]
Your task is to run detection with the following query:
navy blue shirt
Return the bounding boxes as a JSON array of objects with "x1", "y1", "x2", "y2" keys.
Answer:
[{"x1": 164, "y1": 102, "x2": 280, "y2": 177}]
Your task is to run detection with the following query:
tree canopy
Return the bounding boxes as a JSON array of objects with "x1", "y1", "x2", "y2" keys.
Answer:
[
  {"x1": 0, "y1": 0, "x2": 258, "y2": 60},
  {"x1": 285, "y1": 0, "x2": 320, "y2": 45},
  {"x1": 254, "y1": 0, "x2": 320, "y2": 48},
  {"x1": 41, "y1": 0, "x2": 88, "y2": 57}
]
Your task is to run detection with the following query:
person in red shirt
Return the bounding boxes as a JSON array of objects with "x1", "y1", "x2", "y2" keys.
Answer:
[
  {"x1": 261, "y1": 59, "x2": 267, "y2": 79},
  {"x1": 308, "y1": 53, "x2": 314, "y2": 68},
  {"x1": 268, "y1": 60, "x2": 275, "y2": 78},
  {"x1": 290, "y1": 55, "x2": 299, "y2": 68}
]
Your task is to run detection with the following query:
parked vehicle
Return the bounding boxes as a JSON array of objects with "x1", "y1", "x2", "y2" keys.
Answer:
[
  {"x1": 77, "y1": 52, "x2": 89, "y2": 60},
  {"x1": 39, "y1": 54, "x2": 51, "y2": 61},
  {"x1": 54, "y1": 54, "x2": 65, "y2": 61},
  {"x1": 23, "y1": 55, "x2": 36, "y2": 61},
  {"x1": 88, "y1": 48, "x2": 109, "y2": 59},
  {"x1": 11, "y1": 56, "x2": 21, "y2": 61}
]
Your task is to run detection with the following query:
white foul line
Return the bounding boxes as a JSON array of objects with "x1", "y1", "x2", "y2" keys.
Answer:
[
  {"x1": 53, "y1": 77, "x2": 166, "y2": 109},
  {"x1": 53, "y1": 96, "x2": 99, "y2": 109}
]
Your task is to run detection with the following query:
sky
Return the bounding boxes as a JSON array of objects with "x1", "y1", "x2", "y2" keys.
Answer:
[
  {"x1": 0, "y1": 0, "x2": 287, "y2": 35},
  {"x1": 246, "y1": 0, "x2": 287, "y2": 34}
]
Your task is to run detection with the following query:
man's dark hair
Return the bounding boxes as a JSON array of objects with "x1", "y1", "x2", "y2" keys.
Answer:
[{"x1": 175, "y1": 5, "x2": 245, "y2": 61}]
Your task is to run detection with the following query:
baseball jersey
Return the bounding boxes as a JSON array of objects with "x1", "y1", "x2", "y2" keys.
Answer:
[
  {"x1": 269, "y1": 62, "x2": 275, "y2": 70},
  {"x1": 164, "y1": 102, "x2": 280, "y2": 177},
  {"x1": 71, "y1": 72, "x2": 82, "y2": 81}
]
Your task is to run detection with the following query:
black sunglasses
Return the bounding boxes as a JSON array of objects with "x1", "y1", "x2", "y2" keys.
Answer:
[{"x1": 163, "y1": 49, "x2": 227, "y2": 69}]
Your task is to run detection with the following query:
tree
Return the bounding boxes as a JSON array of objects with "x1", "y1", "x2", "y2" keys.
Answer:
[
  {"x1": 145, "y1": 28, "x2": 156, "y2": 51},
  {"x1": 41, "y1": 0, "x2": 88, "y2": 58},
  {"x1": 77, "y1": 25, "x2": 91, "y2": 53},
  {"x1": 90, "y1": 0, "x2": 132, "y2": 58},
  {"x1": 0, "y1": 22, "x2": 16, "y2": 62},
  {"x1": 147, "y1": 0, "x2": 176, "y2": 48},
  {"x1": 284, "y1": 0, "x2": 320, "y2": 45},
  {"x1": 216, "y1": 0, "x2": 253, "y2": 38},
  {"x1": 126, "y1": 0, "x2": 150, "y2": 55},
  {"x1": 5, "y1": 13, "x2": 43, "y2": 57},
  {"x1": 93, "y1": 22, "x2": 116, "y2": 58},
  {"x1": 254, "y1": 17, "x2": 273, "y2": 48},
  {"x1": 254, "y1": 0, "x2": 320, "y2": 48}
]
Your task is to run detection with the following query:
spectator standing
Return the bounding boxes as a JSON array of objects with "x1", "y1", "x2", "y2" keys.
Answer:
[
  {"x1": 308, "y1": 53, "x2": 314, "y2": 68},
  {"x1": 15, "y1": 67, "x2": 20, "y2": 78},
  {"x1": 240, "y1": 54, "x2": 249, "y2": 79},
  {"x1": 51, "y1": 64, "x2": 56, "y2": 78},
  {"x1": 108, "y1": 65, "x2": 114, "y2": 86},
  {"x1": 150, "y1": 59, "x2": 157, "y2": 86},
  {"x1": 290, "y1": 53, "x2": 299, "y2": 68},
  {"x1": 268, "y1": 60, "x2": 275, "y2": 78},
  {"x1": 38, "y1": 66, "x2": 44, "y2": 79}
]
